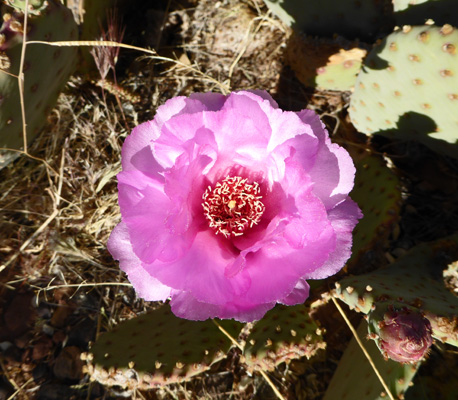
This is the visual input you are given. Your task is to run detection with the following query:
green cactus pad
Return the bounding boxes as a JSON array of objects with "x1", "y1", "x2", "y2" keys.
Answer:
[
  {"x1": 86, "y1": 306, "x2": 243, "y2": 389},
  {"x1": 0, "y1": 0, "x2": 78, "y2": 151},
  {"x1": 5, "y1": 0, "x2": 48, "y2": 14},
  {"x1": 264, "y1": 0, "x2": 389, "y2": 40},
  {"x1": 336, "y1": 235, "x2": 458, "y2": 347},
  {"x1": 393, "y1": 0, "x2": 458, "y2": 27},
  {"x1": 349, "y1": 24, "x2": 458, "y2": 158},
  {"x1": 286, "y1": 33, "x2": 366, "y2": 91},
  {"x1": 242, "y1": 304, "x2": 326, "y2": 372},
  {"x1": 323, "y1": 321, "x2": 420, "y2": 400},
  {"x1": 346, "y1": 146, "x2": 402, "y2": 270}
]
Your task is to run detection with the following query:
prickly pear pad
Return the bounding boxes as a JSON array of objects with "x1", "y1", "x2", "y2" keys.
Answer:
[
  {"x1": 0, "y1": 0, "x2": 78, "y2": 150},
  {"x1": 336, "y1": 235, "x2": 458, "y2": 347},
  {"x1": 345, "y1": 146, "x2": 402, "y2": 270},
  {"x1": 86, "y1": 306, "x2": 243, "y2": 389},
  {"x1": 242, "y1": 304, "x2": 326, "y2": 372},
  {"x1": 349, "y1": 24, "x2": 458, "y2": 157}
]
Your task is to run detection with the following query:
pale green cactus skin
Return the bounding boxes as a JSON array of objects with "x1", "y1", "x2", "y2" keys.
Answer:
[
  {"x1": 393, "y1": 0, "x2": 458, "y2": 27},
  {"x1": 286, "y1": 33, "x2": 367, "y2": 91},
  {"x1": 4, "y1": 0, "x2": 48, "y2": 14},
  {"x1": 349, "y1": 24, "x2": 458, "y2": 158}
]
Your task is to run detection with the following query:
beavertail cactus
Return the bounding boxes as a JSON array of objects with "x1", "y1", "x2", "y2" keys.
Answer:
[
  {"x1": 368, "y1": 302, "x2": 433, "y2": 363},
  {"x1": 393, "y1": 0, "x2": 458, "y2": 27},
  {"x1": 349, "y1": 24, "x2": 458, "y2": 158},
  {"x1": 86, "y1": 306, "x2": 243, "y2": 389},
  {"x1": 336, "y1": 234, "x2": 458, "y2": 349},
  {"x1": 344, "y1": 146, "x2": 402, "y2": 270},
  {"x1": 242, "y1": 304, "x2": 326, "y2": 372},
  {"x1": 286, "y1": 33, "x2": 367, "y2": 91},
  {"x1": 0, "y1": 0, "x2": 78, "y2": 152},
  {"x1": 4, "y1": 0, "x2": 48, "y2": 14}
]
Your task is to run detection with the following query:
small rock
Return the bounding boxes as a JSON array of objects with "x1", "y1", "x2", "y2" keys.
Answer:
[
  {"x1": 67, "y1": 318, "x2": 96, "y2": 348},
  {"x1": 52, "y1": 330, "x2": 67, "y2": 345},
  {"x1": 37, "y1": 383, "x2": 74, "y2": 400},
  {"x1": 32, "y1": 336, "x2": 53, "y2": 361},
  {"x1": 32, "y1": 363, "x2": 49, "y2": 382},
  {"x1": 4, "y1": 293, "x2": 36, "y2": 337},
  {"x1": 53, "y1": 346, "x2": 83, "y2": 381},
  {"x1": 50, "y1": 305, "x2": 74, "y2": 328},
  {"x1": 0, "y1": 377, "x2": 14, "y2": 400}
]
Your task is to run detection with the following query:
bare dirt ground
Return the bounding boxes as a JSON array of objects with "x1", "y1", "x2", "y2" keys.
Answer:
[{"x1": 1, "y1": 0, "x2": 458, "y2": 399}]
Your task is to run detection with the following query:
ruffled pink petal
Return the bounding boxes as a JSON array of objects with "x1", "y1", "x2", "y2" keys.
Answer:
[
  {"x1": 268, "y1": 133, "x2": 319, "y2": 183},
  {"x1": 117, "y1": 170, "x2": 186, "y2": 263},
  {"x1": 240, "y1": 224, "x2": 334, "y2": 304},
  {"x1": 122, "y1": 96, "x2": 210, "y2": 172},
  {"x1": 164, "y1": 155, "x2": 212, "y2": 222},
  {"x1": 154, "y1": 115, "x2": 219, "y2": 171},
  {"x1": 151, "y1": 97, "x2": 217, "y2": 168},
  {"x1": 280, "y1": 159, "x2": 334, "y2": 246},
  {"x1": 298, "y1": 109, "x2": 356, "y2": 210},
  {"x1": 170, "y1": 290, "x2": 275, "y2": 322},
  {"x1": 303, "y1": 198, "x2": 363, "y2": 279},
  {"x1": 154, "y1": 96, "x2": 210, "y2": 129},
  {"x1": 279, "y1": 279, "x2": 310, "y2": 306},
  {"x1": 189, "y1": 92, "x2": 227, "y2": 110},
  {"x1": 107, "y1": 222, "x2": 171, "y2": 301},
  {"x1": 121, "y1": 121, "x2": 164, "y2": 179},
  {"x1": 210, "y1": 97, "x2": 272, "y2": 159},
  {"x1": 236, "y1": 90, "x2": 279, "y2": 109},
  {"x1": 231, "y1": 161, "x2": 336, "y2": 304},
  {"x1": 145, "y1": 229, "x2": 251, "y2": 305}
]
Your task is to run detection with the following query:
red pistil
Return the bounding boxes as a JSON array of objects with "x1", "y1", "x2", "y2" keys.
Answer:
[{"x1": 202, "y1": 176, "x2": 265, "y2": 238}]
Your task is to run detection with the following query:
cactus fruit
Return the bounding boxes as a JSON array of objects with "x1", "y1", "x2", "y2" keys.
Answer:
[
  {"x1": 345, "y1": 146, "x2": 402, "y2": 270},
  {"x1": 0, "y1": 0, "x2": 78, "y2": 151},
  {"x1": 349, "y1": 24, "x2": 458, "y2": 158},
  {"x1": 242, "y1": 304, "x2": 326, "y2": 372},
  {"x1": 286, "y1": 33, "x2": 367, "y2": 91},
  {"x1": 335, "y1": 235, "x2": 458, "y2": 348},
  {"x1": 367, "y1": 302, "x2": 433, "y2": 363},
  {"x1": 86, "y1": 306, "x2": 243, "y2": 389},
  {"x1": 323, "y1": 321, "x2": 420, "y2": 400},
  {"x1": 263, "y1": 0, "x2": 390, "y2": 40}
]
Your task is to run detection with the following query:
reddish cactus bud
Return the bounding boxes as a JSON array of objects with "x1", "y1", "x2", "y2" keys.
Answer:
[{"x1": 377, "y1": 308, "x2": 433, "y2": 363}]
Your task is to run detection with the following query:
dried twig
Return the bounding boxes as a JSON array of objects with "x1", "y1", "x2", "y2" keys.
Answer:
[
  {"x1": 18, "y1": 0, "x2": 30, "y2": 153},
  {"x1": 212, "y1": 319, "x2": 287, "y2": 400},
  {"x1": 331, "y1": 295, "x2": 395, "y2": 400}
]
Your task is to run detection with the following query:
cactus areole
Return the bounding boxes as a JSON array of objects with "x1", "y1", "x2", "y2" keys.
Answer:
[
  {"x1": 108, "y1": 90, "x2": 362, "y2": 322},
  {"x1": 377, "y1": 307, "x2": 433, "y2": 363}
]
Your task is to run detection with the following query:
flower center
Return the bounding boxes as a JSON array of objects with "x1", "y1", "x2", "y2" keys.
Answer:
[{"x1": 202, "y1": 176, "x2": 265, "y2": 238}]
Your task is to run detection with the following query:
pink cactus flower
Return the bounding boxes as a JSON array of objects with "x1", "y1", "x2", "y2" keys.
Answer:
[
  {"x1": 108, "y1": 90, "x2": 362, "y2": 322},
  {"x1": 378, "y1": 308, "x2": 433, "y2": 363}
]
